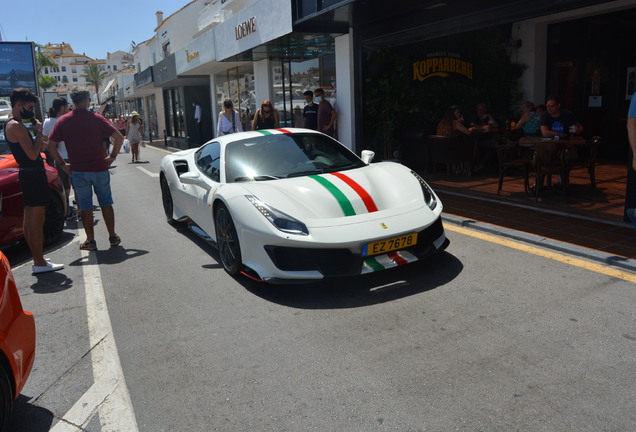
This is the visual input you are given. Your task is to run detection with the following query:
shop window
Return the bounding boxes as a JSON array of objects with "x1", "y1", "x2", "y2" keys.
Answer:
[{"x1": 215, "y1": 65, "x2": 256, "y2": 134}]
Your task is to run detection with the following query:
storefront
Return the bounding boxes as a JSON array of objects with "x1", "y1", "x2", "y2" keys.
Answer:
[
  {"x1": 132, "y1": 66, "x2": 160, "y2": 140},
  {"x1": 154, "y1": 53, "x2": 212, "y2": 148},
  {"x1": 212, "y1": 0, "x2": 353, "y2": 146},
  {"x1": 348, "y1": 0, "x2": 636, "y2": 158}
]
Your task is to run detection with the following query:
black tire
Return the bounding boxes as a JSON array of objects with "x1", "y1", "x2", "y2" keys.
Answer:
[
  {"x1": 0, "y1": 365, "x2": 13, "y2": 432},
  {"x1": 160, "y1": 174, "x2": 175, "y2": 225},
  {"x1": 215, "y1": 204, "x2": 242, "y2": 275},
  {"x1": 43, "y1": 191, "x2": 65, "y2": 246}
]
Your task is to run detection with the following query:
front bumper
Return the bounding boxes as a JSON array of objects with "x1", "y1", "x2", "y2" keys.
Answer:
[{"x1": 254, "y1": 217, "x2": 448, "y2": 282}]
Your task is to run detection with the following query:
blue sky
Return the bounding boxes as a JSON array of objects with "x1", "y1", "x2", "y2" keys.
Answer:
[{"x1": 0, "y1": 0, "x2": 188, "y2": 59}]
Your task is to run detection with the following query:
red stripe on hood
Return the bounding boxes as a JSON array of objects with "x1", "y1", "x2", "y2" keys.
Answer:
[{"x1": 330, "y1": 172, "x2": 378, "y2": 213}]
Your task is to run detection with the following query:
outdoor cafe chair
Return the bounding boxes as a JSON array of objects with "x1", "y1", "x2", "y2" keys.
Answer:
[
  {"x1": 495, "y1": 138, "x2": 531, "y2": 195},
  {"x1": 533, "y1": 141, "x2": 568, "y2": 203},
  {"x1": 565, "y1": 136, "x2": 600, "y2": 191}
]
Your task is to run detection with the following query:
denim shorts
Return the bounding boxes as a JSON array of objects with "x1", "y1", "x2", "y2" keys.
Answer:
[{"x1": 71, "y1": 171, "x2": 113, "y2": 211}]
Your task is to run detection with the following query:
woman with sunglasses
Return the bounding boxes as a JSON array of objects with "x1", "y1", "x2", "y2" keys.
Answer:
[
  {"x1": 252, "y1": 100, "x2": 279, "y2": 131},
  {"x1": 217, "y1": 98, "x2": 243, "y2": 136}
]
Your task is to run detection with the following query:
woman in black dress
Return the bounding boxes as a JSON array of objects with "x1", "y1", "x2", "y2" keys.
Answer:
[{"x1": 251, "y1": 100, "x2": 280, "y2": 130}]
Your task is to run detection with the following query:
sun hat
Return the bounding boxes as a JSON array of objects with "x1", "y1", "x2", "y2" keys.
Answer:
[{"x1": 130, "y1": 111, "x2": 139, "y2": 117}]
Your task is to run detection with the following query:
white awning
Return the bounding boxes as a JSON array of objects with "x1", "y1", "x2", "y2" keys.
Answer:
[{"x1": 100, "y1": 79, "x2": 115, "y2": 97}]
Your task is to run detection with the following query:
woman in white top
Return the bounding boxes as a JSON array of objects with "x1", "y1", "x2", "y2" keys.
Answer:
[
  {"x1": 43, "y1": 97, "x2": 74, "y2": 215},
  {"x1": 125, "y1": 111, "x2": 143, "y2": 163},
  {"x1": 217, "y1": 98, "x2": 243, "y2": 136}
]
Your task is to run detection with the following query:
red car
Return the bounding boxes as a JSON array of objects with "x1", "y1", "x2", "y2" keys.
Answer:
[
  {"x1": 0, "y1": 166, "x2": 67, "y2": 249},
  {"x1": 0, "y1": 251, "x2": 36, "y2": 429}
]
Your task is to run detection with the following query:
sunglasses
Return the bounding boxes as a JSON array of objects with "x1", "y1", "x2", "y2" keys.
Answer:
[
  {"x1": 546, "y1": 103, "x2": 557, "y2": 107},
  {"x1": 263, "y1": 104, "x2": 271, "y2": 107}
]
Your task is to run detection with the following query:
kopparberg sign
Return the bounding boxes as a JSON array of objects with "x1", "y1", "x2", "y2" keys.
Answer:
[{"x1": 412, "y1": 52, "x2": 472, "y2": 84}]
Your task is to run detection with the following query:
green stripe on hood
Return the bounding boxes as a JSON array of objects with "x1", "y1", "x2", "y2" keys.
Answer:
[{"x1": 309, "y1": 175, "x2": 356, "y2": 216}]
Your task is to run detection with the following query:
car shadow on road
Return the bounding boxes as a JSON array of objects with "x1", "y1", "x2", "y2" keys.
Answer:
[
  {"x1": 10, "y1": 394, "x2": 54, "y2": 431},
  {"x1": 173, "y1": 222, "x2": 464, "y2": 309},
  {"x1": 239, "y1": 251, "x2": 464, "y2": 309}
]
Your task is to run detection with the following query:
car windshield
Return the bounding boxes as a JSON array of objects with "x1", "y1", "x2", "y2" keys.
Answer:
[{"x1": 225, "y1": 133, "x2": 365, "y2": 183}]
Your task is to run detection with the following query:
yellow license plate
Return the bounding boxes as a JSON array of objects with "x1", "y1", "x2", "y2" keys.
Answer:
[{"x1": 362, "y1": 233, "x2": 417, "y2": 257}]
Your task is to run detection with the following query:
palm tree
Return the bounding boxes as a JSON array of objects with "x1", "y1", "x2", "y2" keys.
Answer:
[
  {"x1": 34, "y1": 43, "x2": 57, "y2": 77},
  {"x1": 80, "y1": 64, "x2": 108, "y2": 105},
  {"x1": 39, "y1": 75, "x2": 57, "y2": 91}
]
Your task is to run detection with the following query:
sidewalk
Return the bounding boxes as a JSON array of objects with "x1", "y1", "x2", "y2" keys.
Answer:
[{"x1": 419, "y1": 161, "x2": 636, "y2": 272}]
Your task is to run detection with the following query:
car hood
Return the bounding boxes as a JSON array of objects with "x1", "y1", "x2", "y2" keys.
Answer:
[{"x1": 233, "y1": 163, "x2": 431, "y2": 228}]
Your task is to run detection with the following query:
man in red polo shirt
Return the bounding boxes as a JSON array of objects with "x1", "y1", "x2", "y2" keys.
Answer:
[{"x1": 47, "y1": 88, "x2": 124, "y2": 251}]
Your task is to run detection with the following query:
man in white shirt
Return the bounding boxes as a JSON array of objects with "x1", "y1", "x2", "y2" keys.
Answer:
[{"x1": 193, "y1": 100, "x2": 202, "y2": 143}]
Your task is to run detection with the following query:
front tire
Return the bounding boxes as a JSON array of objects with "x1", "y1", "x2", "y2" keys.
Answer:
[
  {"x1": 0, "y1": 365, "x2": 13, "y2": 432},
  {"x1": 215, "y1": 204, "x2": 242, "y2": 275},
  {"x1": 160, "y1": 174, "x2": 175, "y2": 225},
  {"x1": 43, "y1": 191, "x2": 65, "y2": 246}
]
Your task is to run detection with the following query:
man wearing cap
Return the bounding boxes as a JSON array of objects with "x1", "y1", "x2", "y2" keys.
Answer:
[{"x1": 47, "y1": 87, "x2": 124, "y2": 251}]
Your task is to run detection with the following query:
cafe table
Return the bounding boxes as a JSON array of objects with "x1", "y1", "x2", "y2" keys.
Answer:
[{"x1": 519, "y1": 136, "x2": 584, "y2": 201}]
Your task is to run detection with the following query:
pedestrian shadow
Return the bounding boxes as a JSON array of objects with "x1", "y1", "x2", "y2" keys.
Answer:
[
  {"x1": 67, "y1": 246, "x2": 149, "y2": 266},
  {"x1": 30, "y1": 271, "x2": 74, "y2": 294},
  {"x1": 10, "y1": 394, "x2": 54, "y2": 431}
]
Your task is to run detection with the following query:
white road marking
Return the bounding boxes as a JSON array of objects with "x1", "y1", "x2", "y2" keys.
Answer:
[
  {"x1": 50, "y1": 232, "x2": 138, "y2": 431},
  {"x1": 136, "y1": 166, "x2": 159, "y2": 177}
]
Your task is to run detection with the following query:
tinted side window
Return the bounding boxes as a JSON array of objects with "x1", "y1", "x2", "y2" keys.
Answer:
[{"x1": 196, "y1": 142, "x2": 221, "y2": 182}]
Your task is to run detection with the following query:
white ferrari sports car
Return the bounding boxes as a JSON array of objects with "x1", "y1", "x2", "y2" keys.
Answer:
[{"x1": 160, "y1": 128, "x2": 449, "y2": 283}]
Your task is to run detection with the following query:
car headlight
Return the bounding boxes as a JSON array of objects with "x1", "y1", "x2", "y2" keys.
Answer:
[
  {"x1": 410, "y1": 171, "x2": 437, "y2": 211},
  {"x1": 245, "y1": 195, "x2": 309, "y2": 236}
]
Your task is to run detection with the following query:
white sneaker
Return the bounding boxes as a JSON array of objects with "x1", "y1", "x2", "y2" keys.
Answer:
[{"x1": 32, "y1": 262, "x2": 64, "y2": 274}]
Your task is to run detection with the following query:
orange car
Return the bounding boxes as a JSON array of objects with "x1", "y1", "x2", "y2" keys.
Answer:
[{"x1": 0, "y1": 251, "x2": 35, "y2": 428}]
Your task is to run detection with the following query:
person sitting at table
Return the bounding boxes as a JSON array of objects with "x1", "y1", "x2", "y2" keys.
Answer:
[
  {"x1": 515, "y1": 100, "x2": 541, "y2": 136},
  {"x1": 470, "y1": 103, "x2": 499, "y2": 131},
  {"x1": 437, "y1": 105, "x2": 476, "y2": 137},
  {"x1": 540, "y1": 95, "x2": 583, "y2": 138},
  {"x1": 535, "y1": 104, "x2": 547, "y2": 117},
  {"x1": 437, "y1": 105, "x2": 482, "y2": 175}
]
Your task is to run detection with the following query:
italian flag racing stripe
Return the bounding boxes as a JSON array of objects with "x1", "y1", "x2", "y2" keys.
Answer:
[
  {"x1": 309, "y1": 175, "x2": 356, "y2": 216},
  {"x1": 275, "y1": 128, "x2": 292, "y2": 134},
  {"x1": 255, "y1": 130, "x2": 273, "y2": 136},
  {"x1": 329, "y1": 172, "x2": 378, "y2": 213},
  {"x1": 361, "y1": 251, "x2": 418, "y2": 274}
]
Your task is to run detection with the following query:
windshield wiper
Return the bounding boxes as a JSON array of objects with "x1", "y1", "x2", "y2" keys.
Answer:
[
  {"x1": 234, "y1": 175, "x2": 280, "y2": 182},
  {"x1": 286, "y1": 167, "x2": 342, "y2": 178}
]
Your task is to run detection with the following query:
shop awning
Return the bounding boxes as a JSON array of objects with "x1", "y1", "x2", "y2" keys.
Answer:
[
  {"x1": 96, "y1": 96, "x2": 115, "y2": 115},
  {"x1": 100, "y1": 79, "x2": 115, "y2": 98},
  {"x1": 221, "y1": 32, "x2": 345, "y2": 62}
]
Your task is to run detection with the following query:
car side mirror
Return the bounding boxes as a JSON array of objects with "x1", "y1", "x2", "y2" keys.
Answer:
[
  {"x1": 361, "y1": 150, "x2": 375, "y2": 164},
  {"x1": 180, "y1": 172, "x2": 212, "y2": 190}
]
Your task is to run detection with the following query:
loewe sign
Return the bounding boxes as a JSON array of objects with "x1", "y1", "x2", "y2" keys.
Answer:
[{"x1": 235, "y1": 17, "x2": 256, "y2": 40}]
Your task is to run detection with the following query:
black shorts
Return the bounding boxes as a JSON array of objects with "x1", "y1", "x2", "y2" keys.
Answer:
[{"x1": 19, "y1": 170, "x2": 50, "y2": 207}]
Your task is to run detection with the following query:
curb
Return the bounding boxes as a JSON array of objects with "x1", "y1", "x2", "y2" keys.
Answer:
[
  {"x1": 441, "y1": 213, "x2": 636, "y2": 273},
  {"x1": 141, "y1": 140, "x2": 181, "y2": 153}
]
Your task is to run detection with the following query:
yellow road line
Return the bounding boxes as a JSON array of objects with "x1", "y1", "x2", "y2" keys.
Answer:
[
  {"x1": 145, "y1": 144, "x2": 173, "y2": 154},
  {"x1": 445, "y1": 224, "x2": 636, "y2": 284}
]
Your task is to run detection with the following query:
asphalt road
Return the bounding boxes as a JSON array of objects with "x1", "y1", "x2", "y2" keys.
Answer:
[{"x1": 5, "y1": 144, "x2": 636, "y2": 431}]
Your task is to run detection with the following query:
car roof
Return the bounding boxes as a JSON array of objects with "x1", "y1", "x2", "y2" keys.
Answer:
[{"x1": 211, "y1": 127, "x2": 324, "y2": 146}]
